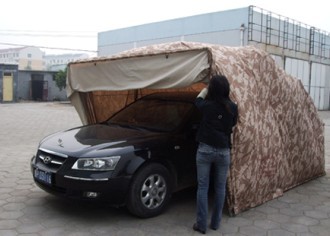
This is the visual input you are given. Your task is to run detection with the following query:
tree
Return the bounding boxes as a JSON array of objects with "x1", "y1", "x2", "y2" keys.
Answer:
[{"x1": 54, "y1": 67, "x2": 67, "y2": 91}]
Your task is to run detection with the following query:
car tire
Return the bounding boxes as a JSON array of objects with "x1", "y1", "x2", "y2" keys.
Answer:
[{"x1": 127, "y1": 163, "x2": 172, "y2": 218}]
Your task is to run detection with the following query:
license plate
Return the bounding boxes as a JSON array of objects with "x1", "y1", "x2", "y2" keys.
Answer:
[{"x1": 34, "y1": 169, "x2": 52, "y2": 185}]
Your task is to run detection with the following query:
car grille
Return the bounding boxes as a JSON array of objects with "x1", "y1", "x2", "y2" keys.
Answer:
[{"x1": 36, "y1": 148, "x2": 68, "y2": 172}]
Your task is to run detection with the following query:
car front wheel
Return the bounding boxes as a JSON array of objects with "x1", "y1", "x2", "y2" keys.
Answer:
[{"x1": 127, "y1": 163, "x2": 172, "y2": 218}]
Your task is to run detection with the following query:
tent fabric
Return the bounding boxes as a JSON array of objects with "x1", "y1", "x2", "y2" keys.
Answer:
[
  {"x1": 67, "y1": 46, "x2": 211, "y2": 124},
  {"x1": 67, "y1": 50, "x2": 210, "y2": 94},
  {"x1": 67, "y1": 41, "x2": 325, "y2": 215}
]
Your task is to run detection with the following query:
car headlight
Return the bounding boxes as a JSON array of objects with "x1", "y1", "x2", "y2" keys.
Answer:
[{"x1": 72, "y1": 156, "x2": 121, "y2": 171}]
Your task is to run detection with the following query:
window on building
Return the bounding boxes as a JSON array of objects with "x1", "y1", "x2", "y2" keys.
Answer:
[{"x1": 28, "y1": 53, "x2": 32, "y2": 58}]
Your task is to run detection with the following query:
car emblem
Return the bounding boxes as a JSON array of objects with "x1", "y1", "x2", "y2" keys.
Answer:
[
  {"x1": 43, "y1": 156, "x2": 52, "y2": 164},
  {"x1": 58, "y1": 138, "x2": 63, "y2": 147}
]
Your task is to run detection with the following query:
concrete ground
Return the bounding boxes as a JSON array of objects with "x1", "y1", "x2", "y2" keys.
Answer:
[{"x1": 0, "y1": 102, "x2": 329, "y2": 236}]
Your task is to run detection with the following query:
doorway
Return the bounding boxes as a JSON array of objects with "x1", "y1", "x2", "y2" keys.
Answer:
[
  {"x1": 31, "y1": 74, "x2": 48, "y2": 101},
  {"x1": 2, "y1": 72, "x2": 14, "y2": 102}
]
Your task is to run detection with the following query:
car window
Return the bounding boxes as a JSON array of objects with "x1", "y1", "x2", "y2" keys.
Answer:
[{"x1": 108, "y1": 99, "x2": 194, "y2": 132}]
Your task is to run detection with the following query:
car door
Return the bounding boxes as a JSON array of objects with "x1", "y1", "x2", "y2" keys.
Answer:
[{"x1": 169, "y1": 107, "x2": 200, "y2": 189}]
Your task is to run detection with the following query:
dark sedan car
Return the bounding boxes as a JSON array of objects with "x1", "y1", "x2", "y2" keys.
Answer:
[{"x1": 31, "y1": 92, "x2": 201, "y2": 218}]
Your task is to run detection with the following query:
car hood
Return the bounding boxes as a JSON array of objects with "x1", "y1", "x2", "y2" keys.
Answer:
[{"x1": 39, "y1": 124, "x2": 162, "y2": 157}]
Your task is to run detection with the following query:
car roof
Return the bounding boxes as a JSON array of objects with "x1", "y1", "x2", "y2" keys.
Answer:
[{"x1": 141, "y1": 92, "x2": 198, "y2": 103}]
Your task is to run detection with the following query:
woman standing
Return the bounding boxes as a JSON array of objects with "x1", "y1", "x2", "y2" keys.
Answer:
[{"x1": 193, "y1": 75, "x2": 238, "y2": 234}]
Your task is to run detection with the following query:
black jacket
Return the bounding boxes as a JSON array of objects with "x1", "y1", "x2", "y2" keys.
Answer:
[{"x1": 195, "y1": 97, "x2": 238, "y2": 148}]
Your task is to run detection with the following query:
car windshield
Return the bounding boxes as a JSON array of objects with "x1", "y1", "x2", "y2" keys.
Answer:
[{"x1": 108, "y1": 99, "x2": 194, "y2": 132}]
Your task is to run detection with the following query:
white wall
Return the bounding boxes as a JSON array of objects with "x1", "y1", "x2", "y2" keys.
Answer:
[
  {"x1": 310, "y1": 63, "x2": 330, "y2": 110},
  {"x1": 273, "y1": 56, "x2": 330, "y2": 110}
]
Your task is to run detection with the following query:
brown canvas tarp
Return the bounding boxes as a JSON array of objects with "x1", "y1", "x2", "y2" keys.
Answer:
[{"x1": 67, "y1": 41, "x2": 325, "y2": 215}]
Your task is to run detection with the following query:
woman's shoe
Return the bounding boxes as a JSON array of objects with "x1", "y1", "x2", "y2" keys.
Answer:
[
  {"x1": 210, "y1": 226, "x2": 218, "y2": 230},
  {"x1": 193, "y1": 223, "x2": 206, "y2": 234}
]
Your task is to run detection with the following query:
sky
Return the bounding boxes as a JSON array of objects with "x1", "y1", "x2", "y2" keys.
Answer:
[{"x1": 0, "y1": 0, "x2": 329, "y2": 56}]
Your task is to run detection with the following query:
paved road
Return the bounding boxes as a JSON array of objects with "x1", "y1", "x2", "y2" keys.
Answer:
[{"x1": 0, "y1": 102, "x2": 329, "y2": 236}]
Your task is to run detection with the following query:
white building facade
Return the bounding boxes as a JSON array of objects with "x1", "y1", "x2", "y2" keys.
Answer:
[
  {"x1": 44, "y1": 53, "x2": 90, "y2": 71},
  {"x1": 0, "y1": 46, "x2": 44, "y2": 70}
]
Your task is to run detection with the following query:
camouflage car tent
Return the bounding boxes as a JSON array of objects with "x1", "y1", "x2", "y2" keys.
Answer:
[{"x1": 67, "y1": 41, "x2": 325, "y2": 215}]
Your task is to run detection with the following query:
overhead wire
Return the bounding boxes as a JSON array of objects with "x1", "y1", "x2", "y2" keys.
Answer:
[
  {"x1": 0, "y1": 42, "x2": 97, "y2": 53},
  {"x1": 0, "y1": 30, "x2": 96, "y2": 38},
  {"x1": 0, "y1": 30, "x2": 98, "y2": 52}
]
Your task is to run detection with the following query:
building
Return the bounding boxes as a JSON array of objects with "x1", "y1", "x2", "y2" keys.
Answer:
[
  {"x1": 98, "y1": 6, "x2": 330, "y2": 110},
  {"x1": 0, "y1": 46, "x2": 44, "y2": 70},
  {"x1": 0, "y1": 46, "x2": 89, "y2": 71},
  {"x1": 0, "y1": 48, "x2": 89, "y2": 102},
  {"x1": 0, "y1": 64, "x2": 19, "y2": 102},
  {"x1": 0, "y1": 64, "x2": 67, "y2": 102},
  {"x1": 44, "y1": 53, "x2": 90, "y2": 71},
  {"x1": 17, "y1": 70, "x2": 67, "y2": 101}
]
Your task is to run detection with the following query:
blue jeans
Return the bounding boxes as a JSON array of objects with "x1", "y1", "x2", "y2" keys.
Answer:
[{"x1": 196, "y1": 142, "x2": 230, "y2": 231}]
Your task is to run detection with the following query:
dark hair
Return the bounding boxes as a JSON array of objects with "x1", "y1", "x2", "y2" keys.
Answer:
[{"x1": 208, "y1": 75, "x2": 233, "y2": 114}]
